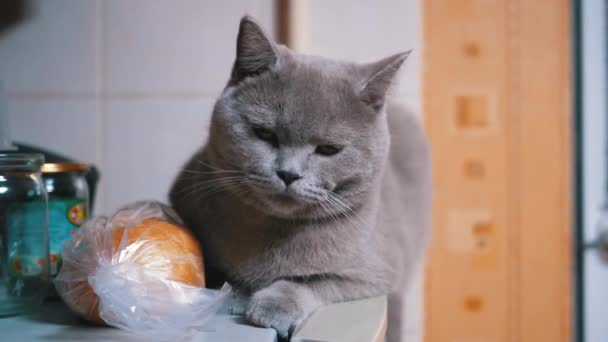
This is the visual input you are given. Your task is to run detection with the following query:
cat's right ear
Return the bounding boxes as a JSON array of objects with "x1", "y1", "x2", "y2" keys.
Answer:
[
  {"x1": 357, "y1": 51, "x2": 410, "y2": 112},
  {"x1": 229, "y1": 16, "x2": 278, "y2": 85}
]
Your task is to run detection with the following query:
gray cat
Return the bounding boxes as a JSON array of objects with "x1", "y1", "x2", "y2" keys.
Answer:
[{"x1": 169, "y1": 16, "x2": 431, "y2": 341}]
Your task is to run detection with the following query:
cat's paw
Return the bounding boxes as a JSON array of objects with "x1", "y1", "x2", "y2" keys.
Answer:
[
  {"x1": 245, "y1": 283, "x2": 309, "y2": 338},
  {"x1": 226, "y1": 290, "x2": 249, "y2": 315}
]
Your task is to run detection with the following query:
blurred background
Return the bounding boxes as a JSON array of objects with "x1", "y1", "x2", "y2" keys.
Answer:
[{"x1": 0, "y1": 0, "x2": 605, "y2": 341}]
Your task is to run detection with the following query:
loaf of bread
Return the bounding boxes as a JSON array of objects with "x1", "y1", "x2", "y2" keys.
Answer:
[{"x1": 54, "y1": 202, "x2": 221, "y2": 338}]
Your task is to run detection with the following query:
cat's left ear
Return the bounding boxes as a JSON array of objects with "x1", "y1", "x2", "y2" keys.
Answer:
[
  {"x1": 358, "y1": 51, "x2": 411, "y2": 111},
  {"x1": 230, "y1": 16, "x2": 279, "y2": 85}
]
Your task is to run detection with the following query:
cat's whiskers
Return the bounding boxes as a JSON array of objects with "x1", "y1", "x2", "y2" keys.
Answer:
[
  {"x1": 298, "y1": 185, "x2": 344, "y2": 224},
  {"x1": 326, "y1": 197, "x2": 358, "y2": 229},
  {"x1": 296, "y1": 184, "x2": 345, "y2": 223},
  {"x1": 175, "y1": 175, "x2": 245, "y2": 197},
  {"x1": 247, "y1": 174, "x2": 273, "y2": 183},
  {"x1": 329, "y1": 193, "x2": 363, "y2": 223},
  {"x1": 181, "y1": 168, "x2": 243, "y2": 175},
  {"x1": 326, "y1": 193, "x2": 370, "y2": 231},
  {"x1": 175, "y1": 170, "x2": 243, "y2": 181},
  {"x1": 245, "y1": 175, "x2": 279, "y2": 193},
  {"x1": 335, "y1": 197, "x2": 371, "y2": 230},
  {"x1": 193, "y1": 179, "x2": 251, "y2": 202},
  {"x1": 195, "y1": 159, "x2": 242, "y2": 173},
  {"x1": 230, "y1": 183, "x2": 252, "y2": 199},
  {"x1": 197, "y1": 180, "x2": 249, "y2": 201},
  {"x1": 208, "y1": 181, "x2": 251, "y2": 202},
  {"x1": 300, "y1": 196, "x2": 322, "y2": 204},
  {"x1": 176, "y1": 177, "x2": 250, "y2": 202},
  {"x1": 297, "y1": 184, "x2": 329, "y2": 204},
  {"x1": 317, "y1": 200, "x2": 340, "y2": 226}
]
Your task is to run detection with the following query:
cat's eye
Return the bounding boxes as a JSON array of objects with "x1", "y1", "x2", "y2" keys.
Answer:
[
  {"x1": 253, "y1": 127, "x2": 278, "y2": 146},
  {"x1": 315, "y1": 144, "x2": 343, "y2": 156}
]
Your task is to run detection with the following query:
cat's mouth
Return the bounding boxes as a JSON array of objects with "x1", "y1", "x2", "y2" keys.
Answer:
[
  {"x1": 259, "y1": 185, "x2": 323, "y2": 205},
  {"x1": 239, "y1": 174, "x2": 358, "y2": 219},
  {"x1": 245, "y1": 174, "x2": 327, "y2": 205}
]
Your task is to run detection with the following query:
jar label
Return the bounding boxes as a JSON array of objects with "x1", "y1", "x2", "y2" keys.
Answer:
[{"x1": 48, "y1": 199, "x2": 88, "y2": 276}]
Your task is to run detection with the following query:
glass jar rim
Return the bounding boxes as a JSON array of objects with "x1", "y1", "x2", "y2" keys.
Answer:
[
  {"x1": 42, "y1": 163, "x2": 89, "y2": 173},
  {"x1": 0, "y1": 153, "x2": 45, "y2": 172}
]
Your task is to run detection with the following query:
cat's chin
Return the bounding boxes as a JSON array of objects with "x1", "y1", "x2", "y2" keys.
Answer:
[
  {"x1": 235, "y1": 189, "x2": 321, "y2": 219},
  {"x1": 262, "y1": 197, "x2": 312, "y2": 218}
]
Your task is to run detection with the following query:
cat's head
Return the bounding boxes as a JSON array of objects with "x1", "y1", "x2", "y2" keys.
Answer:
[{"x1": 208, "y1": 16, "x2": 409, "y2": 218}]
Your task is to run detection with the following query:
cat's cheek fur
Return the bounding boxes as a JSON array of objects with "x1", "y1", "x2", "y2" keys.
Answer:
[{"x1": 245, "y1": 280, "x2": 322, "y2": 338}]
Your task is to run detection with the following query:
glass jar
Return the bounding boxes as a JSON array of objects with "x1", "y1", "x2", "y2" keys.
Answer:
[
  {"x1": 41, "y1": 163, "x2": 89, "y2": 279},
  {"x1": 0, "y1": 153, "x2": 49, "y2": 316}
]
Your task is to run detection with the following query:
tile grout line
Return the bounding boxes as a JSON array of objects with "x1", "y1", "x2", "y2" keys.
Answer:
[{"x1": 94, "y1": 0, "x2": 105, "y2": 214}]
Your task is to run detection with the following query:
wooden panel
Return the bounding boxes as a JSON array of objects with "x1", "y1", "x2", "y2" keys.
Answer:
[
  {"x1": 517, "y1": 1, "x2": 572, "y2": 340},
  {"x1": 274, "y1": 0, "x2": 309, "y2": 51},
  {"x1": 423, "y1": 0, "x2": 572, "y2": 341}
]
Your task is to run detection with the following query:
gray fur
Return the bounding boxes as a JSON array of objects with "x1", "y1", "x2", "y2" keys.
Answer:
[{"x1": 169, "y1": 16, "x2": 430, "y2": 341}]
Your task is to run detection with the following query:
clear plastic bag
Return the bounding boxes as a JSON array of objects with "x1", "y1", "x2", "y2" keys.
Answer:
[{"x1": 54, "y1": 201, "x2": 230, "y2": 340}]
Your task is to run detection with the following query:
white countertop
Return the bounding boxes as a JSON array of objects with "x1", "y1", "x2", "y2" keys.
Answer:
[{"x1": 0, "y1": 296, "x2": 387, "y2": 342}]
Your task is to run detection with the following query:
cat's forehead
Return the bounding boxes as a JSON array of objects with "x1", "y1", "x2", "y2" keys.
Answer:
[
  {"x1": 238, "y1": 59, "x2": 367, "y2": 118},
  {"x1": 257, "y1": 78, "x2": 365, "y2": 137},
  {"x1": 279, "y1": 67, "x2": 356, "y2": 116},
  {"x1": 281, "y1": 51, "x2": 356, "y2": 77}
]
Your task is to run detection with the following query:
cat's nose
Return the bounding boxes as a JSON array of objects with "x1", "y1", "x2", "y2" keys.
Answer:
[{"x1": 276, "y1": 170, "x2": 302, "y2": 186}]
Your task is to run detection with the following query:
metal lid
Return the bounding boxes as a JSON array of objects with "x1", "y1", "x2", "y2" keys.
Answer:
[{"x1": 41, "y1": 163, "x2": 89, "y2": 173}]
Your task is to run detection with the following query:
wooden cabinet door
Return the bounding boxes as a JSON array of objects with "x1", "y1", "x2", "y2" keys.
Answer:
[{"x1": 423, "y1": 1, "x2": 573, "y2": 341}]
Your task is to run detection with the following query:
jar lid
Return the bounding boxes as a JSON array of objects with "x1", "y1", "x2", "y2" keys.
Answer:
[
  {"x1": 0, "y1": 153, "x2": 45, "y2": 171},
  {"x1": 42, "y1": 163, "x2": 90, "y2": 173}
]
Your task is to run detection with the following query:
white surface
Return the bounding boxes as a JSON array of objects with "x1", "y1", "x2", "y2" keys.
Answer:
[
  {"x1": 292, "y1": 296, "x2": 387, "y2": 342},
  {"x1": 0, "y1": 296, "x2": 394, "y2": 342},
  {"x1": 0, "y1": 301, "x2": 277, "y2": 342},
  {"x1": 581, "y1": 1, "x2": 608, "y2": 341}
]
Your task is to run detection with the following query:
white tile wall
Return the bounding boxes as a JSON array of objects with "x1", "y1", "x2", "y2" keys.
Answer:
[
  {"x1": 102, "y1": 98, "x2": 214, "y2": 214},
  {"x1": 7, "y1": 99, "x2": 98, "y2": 164},
  {"x1": 0, "y1": 0, "x2": 98, "y2": 95},
  {"x1": 102, "y1": 0, "x2": 272, "y2": 97},
  {"x1": 307, "y1": 0, "x2": 421, "y2": 111}
]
